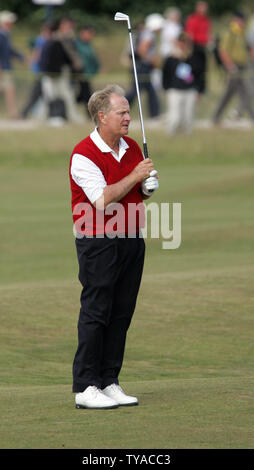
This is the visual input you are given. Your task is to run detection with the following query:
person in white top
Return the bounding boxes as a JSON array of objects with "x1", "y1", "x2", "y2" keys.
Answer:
[{"x1": 160, "y1": 7, "x2": 182, "y2": 59}]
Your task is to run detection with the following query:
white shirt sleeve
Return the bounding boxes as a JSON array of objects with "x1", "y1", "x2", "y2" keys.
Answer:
[{"x1": 71, "y1": 153, "x2": 107, "y2": 204}]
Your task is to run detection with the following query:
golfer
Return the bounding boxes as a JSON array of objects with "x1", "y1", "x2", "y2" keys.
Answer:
[{"x1": 69, "y1": 84, "x2": 159, "y2": 409}]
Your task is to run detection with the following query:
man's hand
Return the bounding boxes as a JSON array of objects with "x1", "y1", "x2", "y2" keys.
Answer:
[
  {"x1": 132, "y1": 158, "x2": 155, "y2": 182},
  {"x1": 94, "y1": 159, "x2": 157, "y2": 210},
  {"x1": 219, "y1": 49, "x2": 238, "y2": 74},
  {"x1": 141, "y1": 170, "x2": 159, "y2": 196}
]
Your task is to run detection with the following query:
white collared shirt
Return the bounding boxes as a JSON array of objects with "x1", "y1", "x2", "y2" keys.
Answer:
[{"x1": 71, "y1": 128, "x2": 129, "y2": 204}]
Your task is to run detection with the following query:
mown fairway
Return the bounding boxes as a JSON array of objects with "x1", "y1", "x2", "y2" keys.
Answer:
[{"x1": 0, "y1": 124, "x2": 253, "y2": 449}]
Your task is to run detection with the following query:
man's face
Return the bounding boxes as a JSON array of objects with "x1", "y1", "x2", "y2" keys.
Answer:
[
  {"x1": 60, "y1": 20, "x2": 74, "y2": 35},
  {"x1": 2, "y1": 21, "x2": 14, "y2": 30},
  {"x1": 80, "y1": 28, "x2": 94, "y2": 42},
  {"x1": 196, "y1": 2, "x2": 208, "y2": 15},
  {"x1": 235, "y1": 18, "x2": 246, "y2": 30},
  {"x1": 101, "y1": 94, "x2": 131, "y2": 137}
]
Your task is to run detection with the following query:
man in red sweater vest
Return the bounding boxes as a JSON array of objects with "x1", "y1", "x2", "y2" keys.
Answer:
[{"x1": 69, "y1": 84, "x2": 159, "y2": 409}]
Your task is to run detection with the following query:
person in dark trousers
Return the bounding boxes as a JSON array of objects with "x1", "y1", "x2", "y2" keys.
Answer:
[
  {"x1": 69, "y1": 84, "x2": 159, "y2": 409},
  {"x1": 184, "y1": 1, "x2": 212, "y2": 95},
  {"x1": 126, "y1": 14, "x2": 164, "y2": 118},
  {"x1": 212, "y1": 11, "x2": 254, "y2": 124},
  {"x1": 75, "y1": 25, "x2": 101, "y2": 117}
]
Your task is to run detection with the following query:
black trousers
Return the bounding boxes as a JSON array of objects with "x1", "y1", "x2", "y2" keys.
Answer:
[
  {"x1": 76, "y1": 80, "x2": 92, "y2": 117},
  {"x1": 192, "y1": 44, "x2": 207, "y2": 94},
  {"x1": 21, "y1": 78, "x2": 42, "y2": 118},
  {"x1": 72, "y1": 235, "x2": 145, "y2": 393}
]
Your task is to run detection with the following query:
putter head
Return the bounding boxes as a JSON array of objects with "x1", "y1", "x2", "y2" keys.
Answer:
[{"x1": 114, "y1": 12, "x2": 131, "y2": 28}]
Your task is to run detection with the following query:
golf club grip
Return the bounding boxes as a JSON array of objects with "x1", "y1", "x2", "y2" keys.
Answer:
[
  {"x1": 143, "y1": 142, "x2": 149, "y2": 159},
  {"x1": 143, "y1": 143, "x2": 154, "y2": 192}
]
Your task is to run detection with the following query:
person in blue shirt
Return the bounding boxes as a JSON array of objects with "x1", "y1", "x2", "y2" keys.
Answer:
[
  {"x1": 0, "y1": 11, "x2": 25, "y2": 118},
  {"x1": 21, "y1": 22, "x2": 51, "y2": 119}
]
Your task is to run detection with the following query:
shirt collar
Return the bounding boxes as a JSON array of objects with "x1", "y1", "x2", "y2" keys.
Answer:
[{"x1": 90, "y1": 128, "x2": 129, "y2": 156}]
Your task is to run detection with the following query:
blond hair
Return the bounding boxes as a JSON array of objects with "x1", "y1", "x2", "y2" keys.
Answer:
[{"x1": 88, "y1": 84, "x2": 125, "y2": 126}]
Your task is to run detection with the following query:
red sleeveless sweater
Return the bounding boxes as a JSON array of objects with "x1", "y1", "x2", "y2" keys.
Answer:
[{"x1": 69, "y1": 135, "x2": 145, "y2": 236}]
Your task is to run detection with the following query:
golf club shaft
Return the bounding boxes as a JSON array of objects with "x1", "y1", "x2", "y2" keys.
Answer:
[{"x1": 127, "y1": 23, "x2": 149, "y2": 158}]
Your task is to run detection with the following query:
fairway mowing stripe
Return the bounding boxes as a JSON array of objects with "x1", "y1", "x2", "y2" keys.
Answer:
[
  {"x1": 0, "y1": 376, "x2": 253, "y2": 394},
  {"x1": 0, "y1": 279, "x2": 79, "y2": 291},
  {"x1": 0, "y1": 265, "x2": 253, "y2": 291},
  {"x1": 0, "y1": 214, "x2": 68, "y2": 223},
  {"x1": 143, "y1": 264, "x2": 254, "y2": 281}
]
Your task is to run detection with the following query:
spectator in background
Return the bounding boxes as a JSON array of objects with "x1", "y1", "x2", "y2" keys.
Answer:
[
  {"x1": 57, "y1": 16, "x2": 83, "y2": 75},
  {"x1": 246, "y1": 4, "x2": 254, "y2": 57},
  {"x1": 126, "y1": 13, "x2": 164, "y2": 119},
  {"x1": 0, "y1": 11, "x2": 25, "y2": 119},
  {"x1": 21, "y1": 21, "x2": 51, "y2": 119},
  {"x1": 75, "y1": 25, "x2": 101, "y2": 117},
  {"x1": 160, "y1": 7, "x2": 182, "y2": 59},
  {"x1": 245, "y1": 5, "x2": 254, "y2": 96},
  {"x1": 230, "y1": 6, "x2": 254, "y2": 119},
  {"x1": 212, "y1": 11, "x2": 254, "y2": 124},
  {"x1": 162, "y1": 32, "x2": 201, "y2": 135},
  {"x1": 39, "y1": 18, "x2": 83, "y2": 125},
  {"x1": 184, "y1": 1, "x2": 212, "y2": 95}
]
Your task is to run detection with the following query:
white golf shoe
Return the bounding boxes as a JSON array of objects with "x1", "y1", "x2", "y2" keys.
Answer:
[
  {"x1": 75, "y1": 385, "x2": 119, "y2": 409},
  {"x1": 102, "y1": 384, "x2": 138, "y2": 406}
]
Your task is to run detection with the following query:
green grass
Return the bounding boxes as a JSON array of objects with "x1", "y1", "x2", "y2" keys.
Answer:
[{"x1": 0, "y1": 125, "x2": 254, "y2": 449}]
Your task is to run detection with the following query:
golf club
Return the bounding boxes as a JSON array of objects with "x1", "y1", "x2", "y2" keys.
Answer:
[{"x1": 114, "y1": 12, "x2": 149, "y2": 159}]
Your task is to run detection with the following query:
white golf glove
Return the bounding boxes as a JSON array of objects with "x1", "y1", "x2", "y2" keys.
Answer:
[{"x1": 142, "y1": 170, "x2": 159, "y2": 196}]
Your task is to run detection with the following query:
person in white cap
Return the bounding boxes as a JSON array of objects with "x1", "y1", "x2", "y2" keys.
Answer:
[
  {"x1": 0, "y1": 11, "x2": 25, "y2": 118},
  {"x1": 126, "y1": 13, "x2": 164, "y2": 118}
]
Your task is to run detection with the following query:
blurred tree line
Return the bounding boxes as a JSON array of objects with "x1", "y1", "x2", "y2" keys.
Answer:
[{"x1": 0, "y1": 0, "x2": 251, "y2": 22}]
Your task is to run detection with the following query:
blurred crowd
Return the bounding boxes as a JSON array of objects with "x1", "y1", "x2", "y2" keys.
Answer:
[
  {"x1": 1, "y1": 2, "x2": 254, "y2": 133},
  {"x1": 0, "y1": 12, "x2": 100, "y2": 125},
  {"x1": 124, "y1": 1, "x2": 254, "y2": 134}
]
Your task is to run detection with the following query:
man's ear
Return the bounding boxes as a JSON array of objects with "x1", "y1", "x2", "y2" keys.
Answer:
[{"x1": 98, "y1": 110, "x2": 106, "y2": 125}]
